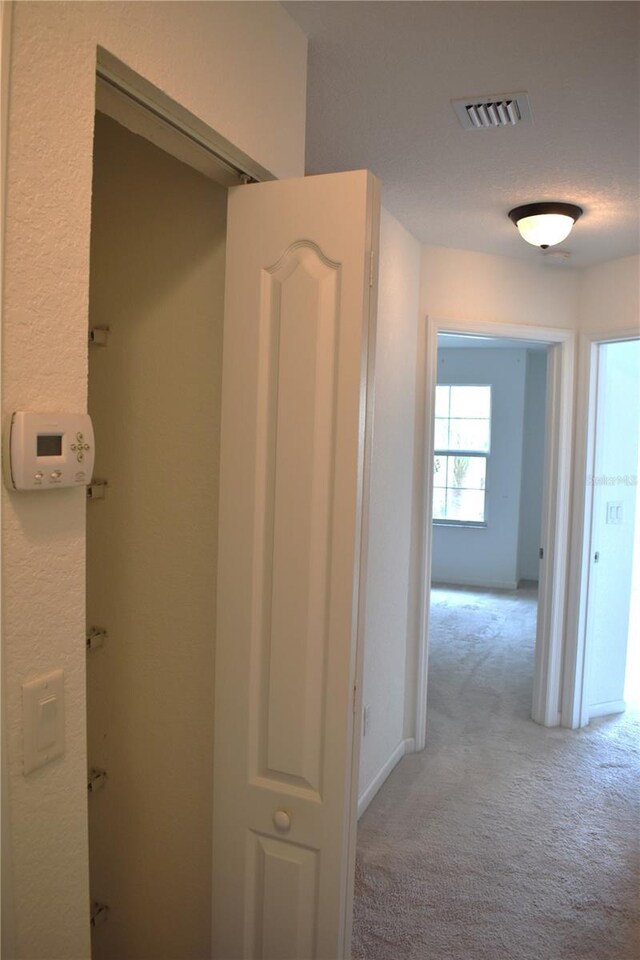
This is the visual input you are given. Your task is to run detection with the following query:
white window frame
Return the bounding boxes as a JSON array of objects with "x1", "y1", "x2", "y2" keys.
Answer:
[{"x1": 433, "y1": 383, "x2": 491, "y2": 527}]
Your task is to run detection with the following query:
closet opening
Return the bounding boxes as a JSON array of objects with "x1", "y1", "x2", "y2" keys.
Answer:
[{"x1": 86, "y1": 105, "x2": 227, "y2": 959}]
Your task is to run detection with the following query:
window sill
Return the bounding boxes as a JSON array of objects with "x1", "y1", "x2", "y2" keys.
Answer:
[{"x1": 432, "y1": 521, "x2": 488, "y2": 529}]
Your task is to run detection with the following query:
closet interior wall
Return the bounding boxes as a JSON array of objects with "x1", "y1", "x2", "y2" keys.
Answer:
[{"x1": 87, "y1": 111, "x2": 226, "y2": 959}]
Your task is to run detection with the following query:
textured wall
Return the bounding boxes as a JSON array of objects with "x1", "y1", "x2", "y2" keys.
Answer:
[
  {"x1": 86, "y1": 113, "x2": 225, "y2": 959},
  {"x1": 2, "y1": 4, "x2": 306, "y2": 957},
  {"x1": 358, "y1": 208, "x2": 421, "y2": 807},
  {"x1": 578, "y1": 254, "x2": 640, "y2": 333},
  {"x1": 421, "y1": 245, "x2": 580, "y2": 329}
]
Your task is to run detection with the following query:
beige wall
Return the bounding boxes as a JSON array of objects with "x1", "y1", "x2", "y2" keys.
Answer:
[
  {"x1": 2, "y1": 5, "x2": 306, "y2": 957},
  {"x1": 578, "y1": 254, "x2": 640, "y2": 334},
  {"x1": 421, "y1": 245, "x2": 580, "y2": 329},
  {"x1": 87, "y1": 113, "x2": 225, "y2": 959}
]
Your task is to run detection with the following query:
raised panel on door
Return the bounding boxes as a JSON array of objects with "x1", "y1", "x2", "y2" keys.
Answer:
[{"x1": 213, "y1": 171, "x2": 380, "y2": 960}]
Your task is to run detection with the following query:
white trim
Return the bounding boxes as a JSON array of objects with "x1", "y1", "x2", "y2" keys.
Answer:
[
  {"x1": 432, "y1": 577, "x2": 518, "y2": 590},
  {"x1": 563, "y1": 327, "x2": 640, "y2": 728},
  {"x1": 413, "y1": 316, "x2": 438, "y2": 752},
  {"x1": 343, "y1": 174, "x2": 382, "y2": 958},
  {"x1": 357, "y1": 738, "x2": 415, "y2": 819},
  {"x1": 589, "y1": 700, "x2": 626, "y2": 720},
  {"x1": 531, "y1": 339, "x2": 576, "y2": 726},
  {"x1": 0, "y1": 4, "x2": 12, "y2": 955},
  {"x1": 414, "y1": 317, "x2": 575, "y2": 748}
]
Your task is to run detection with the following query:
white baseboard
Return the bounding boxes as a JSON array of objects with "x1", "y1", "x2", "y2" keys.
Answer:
[
  {"x1": 589, "y1": 699, "x2": 626, "y2": 720},
  {"x1": 431, "y1": 577, "x2": 518, "y2": 590},
  {"x1": 358, "y1": 738, "x2": 415, "y2": 819}
]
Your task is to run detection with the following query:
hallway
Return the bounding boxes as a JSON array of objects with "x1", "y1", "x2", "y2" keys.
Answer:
[{"x1": 353, "y1": 586, "x2": 640, "y2": 960}]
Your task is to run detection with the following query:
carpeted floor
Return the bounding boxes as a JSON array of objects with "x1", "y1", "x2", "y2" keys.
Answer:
[{"x1": 353, "y1": 586, "x2": 640, "y2": 960}]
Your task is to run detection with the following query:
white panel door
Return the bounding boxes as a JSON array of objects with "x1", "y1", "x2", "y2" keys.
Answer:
[
  {"x1": 212, "y1": 171, "x2": 380, "y2": 960},
  {"x1": 585, "y1": 340, "x2": 640, "y2": 718}
]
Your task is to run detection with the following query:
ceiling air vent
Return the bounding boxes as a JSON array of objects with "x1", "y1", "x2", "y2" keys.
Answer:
[{"x1": 452, "y1": 92, "x2": 533, "y2": 130}]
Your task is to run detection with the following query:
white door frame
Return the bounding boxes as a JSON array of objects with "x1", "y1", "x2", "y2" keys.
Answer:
[
  {"x1": 413, "y1": 316, "x2": 575, "y2": 751},
  {"x1": 0, "y1": 3, "x2": 13, "y2": 955},
  {"x1": 562, "y1": 327, "x2": 640, "y2": 729}
]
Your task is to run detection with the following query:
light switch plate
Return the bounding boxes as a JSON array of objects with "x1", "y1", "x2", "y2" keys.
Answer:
[
  {"x1": 606, "y1": 501, "x2": 623, "y2": 524},
  {"x1": 22, "y1": 669, "x2": 65, "y2": 774}
]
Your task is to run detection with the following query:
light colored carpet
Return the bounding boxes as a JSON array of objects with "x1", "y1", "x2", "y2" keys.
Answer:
[{"x1": 353, "y1": 586, "x2": 640, "y2": 960}]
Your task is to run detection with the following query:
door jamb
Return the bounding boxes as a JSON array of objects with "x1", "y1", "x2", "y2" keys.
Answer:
[
  {"x1": 1, "y1": 2, "x2": 13, "y2": 955},
  {"x1": 562, "y1": 328, "x2": 640, "y2": 728},
  {"x1": 414, "y1": 317, "x2": 575, "y2": 751}
]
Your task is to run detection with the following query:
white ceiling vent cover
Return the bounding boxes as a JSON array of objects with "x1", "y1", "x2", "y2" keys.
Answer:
[{"x1": 452, "y1": 92, "x2": 533, "y2": 130}]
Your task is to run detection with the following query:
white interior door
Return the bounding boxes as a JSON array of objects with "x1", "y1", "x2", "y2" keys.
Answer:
[
  {"x1": 584, "y1": 340, "x2": 640, "y2": 718},
  {"x1": 212, "y1": 171, "x2": 380, "y2": 960}
]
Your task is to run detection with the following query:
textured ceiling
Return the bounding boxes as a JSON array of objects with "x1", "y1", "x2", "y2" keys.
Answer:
[{"x1": 283, "y1": 1, "x2": 640, "y2": 268}]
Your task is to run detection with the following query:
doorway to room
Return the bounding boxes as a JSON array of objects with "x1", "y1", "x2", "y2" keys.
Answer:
[
  {"x1": 428, "y1": 333, "x2": 549, "y2": 730},
  {"x1": 411, "y1": 319, "x2": 575, "y2": 751}
]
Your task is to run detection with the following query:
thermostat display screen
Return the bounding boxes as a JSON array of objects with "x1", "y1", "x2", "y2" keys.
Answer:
[{"x1": 37, "y1": 435, "x2": 63, "y2": 457}]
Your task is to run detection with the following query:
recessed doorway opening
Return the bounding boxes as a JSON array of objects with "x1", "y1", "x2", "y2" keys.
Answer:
[{"x1": 429, "y1": 333, "x2": 549, "y2": 731}]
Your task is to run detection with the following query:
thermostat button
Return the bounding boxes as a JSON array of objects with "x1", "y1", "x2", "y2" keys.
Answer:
[
  {"x1": 50, "y1": 471, "x2": 62, "y2": 480},
  {"x1": 34, "y1": 472, "x2": 44, "y2": 481}
]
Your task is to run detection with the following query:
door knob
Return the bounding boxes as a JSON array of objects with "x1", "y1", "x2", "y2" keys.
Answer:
[{"x1": 273, "y1": 809, "x2": 291, "y2": 833}]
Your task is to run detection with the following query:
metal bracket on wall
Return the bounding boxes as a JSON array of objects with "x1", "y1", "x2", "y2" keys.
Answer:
[
  {"x1": 86, "y1": 627, "x2": 107, "y2": 651},
  {"x1": 91, "y1": 901, "x2": 110, "y2": 928},
  {"x1": 87, "y1": 480, "x2": 108, "y2": 500},
  {"x1": 89, "y1": 326, "x2": 110, "y2": 347},
  {"x1": 88, "y1": 768, "x2": 108, "y2": 793}
]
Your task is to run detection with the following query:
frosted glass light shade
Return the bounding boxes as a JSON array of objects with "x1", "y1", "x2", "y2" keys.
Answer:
[
  {"x1": 515, "y1": 214, "x2": 574, "y2": 247},
  {"x1": 508, "y1": 202, "x2": 583, "y2": 249}
]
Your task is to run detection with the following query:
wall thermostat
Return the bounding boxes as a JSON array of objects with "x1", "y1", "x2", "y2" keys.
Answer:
[{"x1": 4, "y1": 411, "x2": 95, "y2": 491}]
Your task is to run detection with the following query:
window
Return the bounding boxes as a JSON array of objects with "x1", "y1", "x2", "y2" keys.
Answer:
[{"x1": 433, "y1": 384, "x2": 491, "y2": 524}]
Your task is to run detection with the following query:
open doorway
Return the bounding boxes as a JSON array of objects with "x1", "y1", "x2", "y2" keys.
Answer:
[
  {"x1": 411, "y1": 318, "x2": 575, "y2": 748},
  {"x1": 429, "y1": 333, "x2": 549, "y2": 730}
]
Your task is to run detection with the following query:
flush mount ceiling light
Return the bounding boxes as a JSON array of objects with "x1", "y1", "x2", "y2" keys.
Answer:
[{"x1": 508, "y1": 202, "x2": 583, "y2": 249}]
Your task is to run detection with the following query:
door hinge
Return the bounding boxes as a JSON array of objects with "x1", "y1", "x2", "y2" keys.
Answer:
[
  {"x1": 539, "y1": 547, "x2": 544, "y2": 560},
  {"x1": 369, "y1": 250, "x2": 375, "y2": 288},
  {"x1": 353, "y1": 682, "x2": 358, "y2": 714},
  {"x1": 594, "y1": 551, "x2": 600, "y2": 563},
  {"x1": 88, "y1": 768, "x2": 107, "y2": 793}
]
